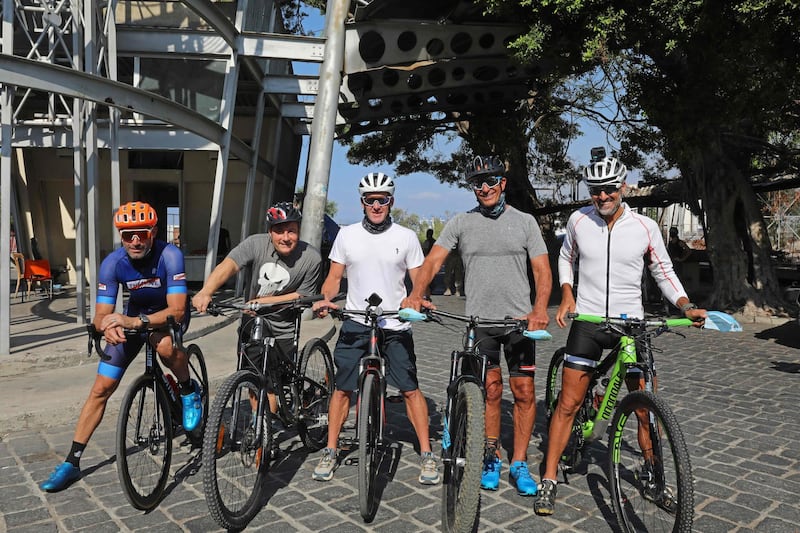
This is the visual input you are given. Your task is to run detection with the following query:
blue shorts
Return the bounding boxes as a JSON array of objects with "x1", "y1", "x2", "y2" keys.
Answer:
[
  {"x1": 333, "y1": 319, "x2": 419, "y2": 392},
  {"x1": 97, "y1": 313, "x2": 190, "y2": 380},
  {"x1": 474, "y1": 326, "x2": 536, "y2": 378}
]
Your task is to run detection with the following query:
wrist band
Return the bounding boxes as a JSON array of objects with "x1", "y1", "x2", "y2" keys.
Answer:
[{"x1": 680, "y1": 302, "x2": 698, "y2": 313}]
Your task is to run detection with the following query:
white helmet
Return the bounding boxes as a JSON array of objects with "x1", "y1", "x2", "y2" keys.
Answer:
[
  {"x1": 358, "y1": 172, "x2": 395, "y2": 195},
  {"x1": 584, "y1": 156, "x2": 627, "y2": 186}
]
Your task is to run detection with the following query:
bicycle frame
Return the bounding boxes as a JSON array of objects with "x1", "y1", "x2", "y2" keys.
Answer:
[
  {"x1": 88, "y1": 319, "x2": 184, "y2": 428},
  {"x1": 570, "y1": 314, "x2": 694, "y2": 443}
]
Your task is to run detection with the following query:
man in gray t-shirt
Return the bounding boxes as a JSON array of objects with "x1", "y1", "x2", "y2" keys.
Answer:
[
  {"x1": 403, "y1": 155, "x2": 552, "y2": 497},
  {"x1": 192, "y1": 202, "x2": 321, "y2": 341}
]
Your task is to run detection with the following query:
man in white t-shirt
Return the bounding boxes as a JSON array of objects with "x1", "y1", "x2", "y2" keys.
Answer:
[{"x1": 311, "y1": 172, "x2": 440, "y2": 486}]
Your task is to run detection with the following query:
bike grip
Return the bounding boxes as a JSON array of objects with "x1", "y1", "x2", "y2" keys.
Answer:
[
  {"x1": 523, "y1": 329, "x2": 552, "y2": 341},
  {"x1": 571, "y1": 313, "x2": 605, "y2": 323},
  {"x1": 398, "y1": 308, "x2": 428, "y2": 322}
]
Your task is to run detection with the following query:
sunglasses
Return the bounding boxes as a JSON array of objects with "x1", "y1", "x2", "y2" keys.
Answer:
[
  {"x1": 120, "y1": 229, "x2": 152, "y2": 243},
  {"x1": 468, "y1": 175, "x2": 503, "y2": 190},
  {"x1": 588, "y1": 184, "x2": 620, "y2": 196},
  {"x1": 361, "y1": 195, "x2": 392, "y2": 207}
]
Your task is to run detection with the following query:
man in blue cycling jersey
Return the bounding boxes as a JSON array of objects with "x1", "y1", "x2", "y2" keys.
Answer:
[
  {"x1": 40, "y1": 201, "x2": 200, "y2": 492},
  {"x1": 534, "y1": 155, "x2": 707, "y2": 515},
  {"x1": 403, "y1": 155, "x2": 552, "y2": 497}
]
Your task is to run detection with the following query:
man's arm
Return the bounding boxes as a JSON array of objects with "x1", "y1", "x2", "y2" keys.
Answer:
[
  {"x1": 192, "y1": 257, "x2": 239, "y2": 312},
  {"x1": 402, "y1": 244, "x2": 450, "y2": 310},
  {"x1": 312, "y1": 261, "x2": 345, "y2": 317},
  {"x1": 527, "y1": 253, "x2": 552, "y2": 330}
]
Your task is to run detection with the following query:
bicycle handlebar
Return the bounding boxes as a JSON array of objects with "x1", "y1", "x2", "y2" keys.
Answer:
[
  {"x1": 206, "y1": 293, "x2": 325, "y2": 316},
  {"x1": 399, "y1": 308, "x2": 552, "y2": 341},
  {"x1": 86, "y1": 315, "x2": 181, "y2": 357},
  {"x1": 568, "y1": 312, "x2": 695, "y2": 329}
]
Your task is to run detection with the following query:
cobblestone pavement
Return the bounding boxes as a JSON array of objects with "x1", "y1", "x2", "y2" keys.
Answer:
[{"x1": 1, "y1": 296, "x2": 798, "y2": 532}]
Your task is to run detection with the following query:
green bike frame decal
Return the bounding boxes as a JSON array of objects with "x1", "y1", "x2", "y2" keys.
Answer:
[
  {"x1": 620, "y1": 336, "x2": 636, "y2": 364},
  {"x1": 611, "y1": 410, "x2": 629, "y2": 463}
]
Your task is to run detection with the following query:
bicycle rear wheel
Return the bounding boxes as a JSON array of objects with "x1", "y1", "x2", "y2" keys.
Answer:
[
  {"x1": 297, "y1": 338, "x2": 334, "y2": 450},
  {"x1": 441, "y1": 380, "x2": 484, "y2": 533},
  {"x1": 608, "y1": 390, "x2": 694, "y2": 533},
  {"x1": 116, "y1": 374, "x2": 173, "y2": 510},
  {"x1": 203, "y1": 370, "x2": 271, "y2": 530},
  {"x1": 358, "y1": 371, "x2": 381, "y2": 522},
  {"x1": 185, "y1": 343, "x2": 209, "y2": 445}
]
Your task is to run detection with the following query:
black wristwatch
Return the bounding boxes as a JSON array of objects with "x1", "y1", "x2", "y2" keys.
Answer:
[
  {"x1": 138, "y1": 313, "x2": 150, "y2": 330},
  {"x1": 680, "y1": 302, "x2": 698, "y2": 313}
]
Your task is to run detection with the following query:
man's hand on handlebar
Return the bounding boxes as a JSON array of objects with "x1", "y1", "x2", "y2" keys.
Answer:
[
  {"x1": 99, "y1": 312, "x2": 134, "y2": 344},
  {"x1": 312, "y1": 299, "x2": 340, "y2": 318},
  {"x1": 400, "y1": 294, "x2": 436, "y2": 312},
  {"x1": 192, "y1": 292, "x2": 213, "y2": 314}
]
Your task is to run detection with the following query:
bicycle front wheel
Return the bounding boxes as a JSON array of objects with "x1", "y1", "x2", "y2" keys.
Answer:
[
  {"x1": 185, "y1": 343, "x2": 209, "y2": 445},
  {"x1": 358, "y1": 371, "x2": 381, "y2": 522},
  {"x1": 544, "y1": 347, "x2": 566, "y2": 427},
  {"x1": 441, "y1": 380, "x2": 484, "y2": 533},
  {"x1": 297, "y1": 338, "x2": 334, "y2": 451},
  {"x1": 116, "y1": 374, "x2": 173, "y2": 510},
  {"x1": 608, "y1": 390, "x2": 694, "y2": 533},
  {"x1": 203, "y1": 370, "x2": 272, "y2": 530}
]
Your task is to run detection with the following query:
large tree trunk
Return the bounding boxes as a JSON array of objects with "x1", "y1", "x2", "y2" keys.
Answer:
[{"x1": 684, "y1": 139, "x2": 784, "y2": 312}]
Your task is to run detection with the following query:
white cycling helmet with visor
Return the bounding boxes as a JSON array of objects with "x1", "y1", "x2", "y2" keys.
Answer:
[{"x1": 584, "y1": 156, "x2": 627, "y2": 187}]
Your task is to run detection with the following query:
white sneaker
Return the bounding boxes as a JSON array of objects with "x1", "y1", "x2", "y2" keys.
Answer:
[{"x1": 312, "y1": 448, "x2": 337, "y2": 481}]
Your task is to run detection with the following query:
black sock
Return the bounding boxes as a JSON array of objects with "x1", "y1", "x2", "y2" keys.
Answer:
[
  {"x1": 179, "y1": 380, "x2": 193, "y2": 395},
  {"x1": 66, "y1": 441, "x2": 86, "y2": 467}
]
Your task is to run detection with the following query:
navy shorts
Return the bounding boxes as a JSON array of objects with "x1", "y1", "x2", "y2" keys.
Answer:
[
  {"x1": 333, "y1": 319, "x2": 419, "y2": 392},
  {"x1": 97, "y1": 312, "x2": 190, "y2": 380},
  {"x1": 473, "y1": 326, "x2": 536, "y2": 378}
]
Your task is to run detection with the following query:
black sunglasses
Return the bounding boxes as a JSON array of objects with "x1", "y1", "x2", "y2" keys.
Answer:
[
  {"x1": 588, "y1": 184, "x2": 620, "y2": 196},
  {"x1": 361, "y1": 195, "x2": 392, "y2": 207},
  {"x1": 468, "y1": 175, "x2": 503, "y2": 190}
]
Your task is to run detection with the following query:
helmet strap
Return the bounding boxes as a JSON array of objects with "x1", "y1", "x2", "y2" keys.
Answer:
[
  {"x1": 362, "y1": 215, "x2": 392, "y2": 234},
  {"x1": 478, "y1": 192, "x2": 506, "y2": 219}
]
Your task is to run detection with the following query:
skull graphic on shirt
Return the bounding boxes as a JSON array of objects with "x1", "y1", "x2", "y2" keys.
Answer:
[{"x1": 256, "y1": 262, "x2": 290, "y2": 296}]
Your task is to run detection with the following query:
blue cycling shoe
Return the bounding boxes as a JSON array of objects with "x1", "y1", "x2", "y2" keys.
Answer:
[
  {"x1": 40, "y1": 462, "x2": 81, "y2": 492},
  {"x1": 509, "y1": 461, "x2": 538, "y2": 496},
  {"x1": 181, "y1": 380, "x2": 203, "y2": 432},
  {"x1": 481, "y1": 455, "x2": 502, "y2": 490}
]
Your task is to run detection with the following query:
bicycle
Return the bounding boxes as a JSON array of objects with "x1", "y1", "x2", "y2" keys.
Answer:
[
  {"x1": 202, "y1": 295, "x2": 334, "y2": 530},
  {"x1": 328, "y1": 292, "x2": 406, "y2": 523},
  {"x1": 544, "y1": 312, "x2": 696, "y2": 532},
  {"x1": 87, "y1": 317, "x2": 209, "y2": 511},
  {"x1": 400, "y1": 307, "x2": 551, "y2": 533}
]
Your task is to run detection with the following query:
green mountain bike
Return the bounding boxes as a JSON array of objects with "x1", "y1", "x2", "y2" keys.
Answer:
[{"x1": 545, "y1": 313, "x2": 696, "y2": 533}]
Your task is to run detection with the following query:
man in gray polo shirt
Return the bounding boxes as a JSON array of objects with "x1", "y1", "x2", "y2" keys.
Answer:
[{"x1": 403, "y1": 155, "x2": 552, "y2": 496}]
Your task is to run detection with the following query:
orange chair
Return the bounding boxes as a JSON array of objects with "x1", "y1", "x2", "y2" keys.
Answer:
[
  {"x1": 23, "y1": 258, "x2": 53, "y2": 301},
  {"x1": 10, "y1": 252, "x2": 24, "y2": 298}
]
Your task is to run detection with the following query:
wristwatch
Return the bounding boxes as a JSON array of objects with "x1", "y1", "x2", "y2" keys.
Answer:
[
  {"x1": 138, "y1": 313, "x2": 150, "y2": 330},
  {"x1": 680, "y1": 302, "x2": 698, "y2": 313}
]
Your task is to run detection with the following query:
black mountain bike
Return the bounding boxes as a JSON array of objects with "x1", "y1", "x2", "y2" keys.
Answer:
[
  {"x1": 401, "y1": 307, "x2": 551, "y2": 533},
  {"x1": 203, "y1": 295, "x2": 334, "y2": 530},
  {"x1": 87, "y1": 318, "x2": 208, "y2": 511},
  {"x1": 544, "y1": 313, "x2": 695, "y2": 532},
  {"x1": 329, "y1": 292, "x2": 404, "y2": 523}
]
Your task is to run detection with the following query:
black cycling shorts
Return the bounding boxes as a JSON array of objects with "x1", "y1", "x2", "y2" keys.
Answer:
[
  {"x1": 473, "y1": 326, "x2": 536, "y2": 378},
  {"x1": 333, "y1": 319, "x2": 419, "y2": 392}
]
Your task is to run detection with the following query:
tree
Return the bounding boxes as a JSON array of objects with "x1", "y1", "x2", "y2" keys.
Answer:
[{"x1": 481, "y1": 0, "x2": 800, "y2": 312}]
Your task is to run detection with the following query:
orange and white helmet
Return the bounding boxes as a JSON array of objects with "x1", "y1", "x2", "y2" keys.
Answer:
[{"x1": 114, "y1": 201, "x2": 157, "y2": 229}]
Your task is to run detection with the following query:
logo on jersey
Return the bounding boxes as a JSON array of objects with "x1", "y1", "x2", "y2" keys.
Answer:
[
  {"x1": 256, "y1": 262, "x2": 290, "y2": 296},
  {"x1": 126, "y1": 277, "x2": 162, "y2": 291},
  {"x1": 173, "y1": 273, "x2": 186, "y2": 281},
  {"x1": 98, "y1": 282, "x2": 107, "y2": 291}
]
